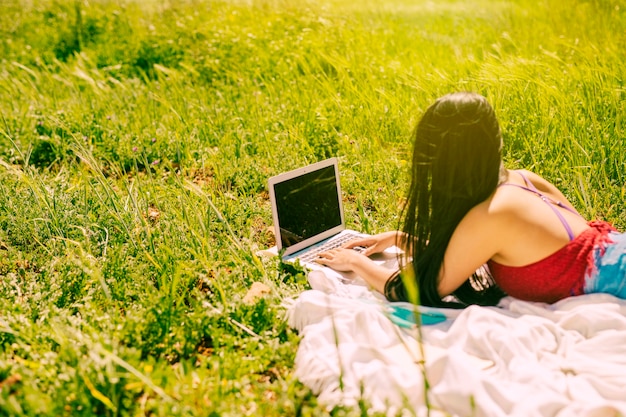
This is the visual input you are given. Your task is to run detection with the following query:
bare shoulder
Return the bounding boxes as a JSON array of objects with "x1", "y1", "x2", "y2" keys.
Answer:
[
  {"x1": 515, "y1": 169, "x2": 560, "y2": 193},
  {"x1": 451, "y1": 188, "x2": 520, "y2": 248},
  {"x1": 479, "y1": 181, "x2": 523, "y2": 218},
  {"x1": 508, "y1": 169, "x2": 578, "y2": 211},
  {"x1": 489, "y1": 170, "x2": 557, "y2": 217}
]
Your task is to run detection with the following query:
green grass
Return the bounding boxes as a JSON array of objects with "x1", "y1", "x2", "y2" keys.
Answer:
[{"x1": 0, "y1": 0, "x2": 625, "y2": 415}]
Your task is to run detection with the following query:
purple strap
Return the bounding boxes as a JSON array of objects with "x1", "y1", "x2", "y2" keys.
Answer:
[{"x1": 499, "y1": 172, "x2": 579, "y2": 241}]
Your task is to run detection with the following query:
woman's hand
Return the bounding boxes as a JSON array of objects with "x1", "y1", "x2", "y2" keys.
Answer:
[
  {"x1": 316, "y1": 246, "x2": 400, "y2": 294},
  {"x1": 315, "y1": 248, "x2": 366, "y2": 272},
  {"x1": 342, "y1": 231, "x2": 403, "y2": 257}
]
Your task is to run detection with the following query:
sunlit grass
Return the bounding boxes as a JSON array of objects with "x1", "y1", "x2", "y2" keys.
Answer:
[{"x1": 0, "y1": 0, "x2": 625, "y2": 414}]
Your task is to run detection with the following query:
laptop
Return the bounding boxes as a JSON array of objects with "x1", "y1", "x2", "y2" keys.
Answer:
[
  {"x1": 267, "y1": 157, "x2": 365, "y2": 268},
  {"x1": 266, "y1": 159, "x2": 447, "y2": 323}
]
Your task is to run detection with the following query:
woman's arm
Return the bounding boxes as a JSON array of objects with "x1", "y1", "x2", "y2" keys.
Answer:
[
  {"x1": 316, "y1": 248, "x2": 398, "y2": 294},
  {"x1": 436, "y1": 215, "x2": 501, "y2": 297},
  {"x1": 342, "y1": 231, "x2": 409, "y2": 256}
]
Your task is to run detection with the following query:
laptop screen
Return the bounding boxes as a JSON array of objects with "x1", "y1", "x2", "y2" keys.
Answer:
[{"x1": 272, "y1": 164, "x2": 343, "y2": 251}]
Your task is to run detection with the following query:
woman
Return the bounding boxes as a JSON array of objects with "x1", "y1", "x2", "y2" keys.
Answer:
[{"x1": 317, "y1": 92, "x2": 624, "y2": 307}]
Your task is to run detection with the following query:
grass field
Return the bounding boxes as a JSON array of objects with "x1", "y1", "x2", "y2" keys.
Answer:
[{"x1": 0, "y1": 0, "x2": 625, "y2": 415}]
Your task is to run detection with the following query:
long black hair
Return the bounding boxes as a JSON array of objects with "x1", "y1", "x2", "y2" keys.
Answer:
[{"x1": 401, "y1": 92, "x2": 507, "y2": 307}]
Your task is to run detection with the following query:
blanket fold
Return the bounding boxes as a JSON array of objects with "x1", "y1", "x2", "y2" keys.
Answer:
[{"x1": 288, "y1": 270, "x2": 626, "y2": 416}]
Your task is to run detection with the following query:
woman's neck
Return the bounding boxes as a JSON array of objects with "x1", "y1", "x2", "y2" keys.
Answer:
[{"x1": 498, "y1": 165, "x2": 510, "y2": 185}]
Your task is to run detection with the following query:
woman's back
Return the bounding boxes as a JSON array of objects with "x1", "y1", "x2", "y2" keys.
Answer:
[
  {"x1": 438, "y1": 169, "x2": 594, "y2": 300},
  {"x1": 488, "y1": 169, "x2": 590, "y2": 267}
]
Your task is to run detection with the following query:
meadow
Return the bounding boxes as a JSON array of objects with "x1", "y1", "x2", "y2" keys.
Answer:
[{"x1": 0, "y1": 0, "x2": 624, "y2": 415}]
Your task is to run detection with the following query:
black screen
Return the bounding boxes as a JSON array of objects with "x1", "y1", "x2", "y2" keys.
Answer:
[{"x1": 273, "y1": 165, "x2": 342, "y2": 249}]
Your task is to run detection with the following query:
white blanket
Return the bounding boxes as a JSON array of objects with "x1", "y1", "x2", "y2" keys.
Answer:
[{"x1": 286, "y1": 270, "x2": 626, "y2": 417}]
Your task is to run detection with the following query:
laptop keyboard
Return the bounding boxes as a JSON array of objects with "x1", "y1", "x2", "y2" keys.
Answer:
[{"x1": 299, "y1": 232, "x2": 362, "y2": 263}]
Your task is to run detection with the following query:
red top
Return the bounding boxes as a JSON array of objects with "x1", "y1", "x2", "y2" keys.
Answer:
[{"x1": 487, "y1": 221, "x2": 616, "y2": 303}]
